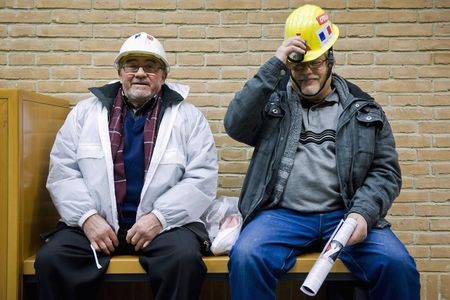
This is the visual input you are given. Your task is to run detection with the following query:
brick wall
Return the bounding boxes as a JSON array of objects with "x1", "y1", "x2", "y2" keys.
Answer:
[{"x1": 1, "y1": 0, "x2": 449, "y2": 299}]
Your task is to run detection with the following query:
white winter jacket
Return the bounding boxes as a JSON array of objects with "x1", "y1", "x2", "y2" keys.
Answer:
[{"x1": 47, "y1": 81, "x2": 218, "y2": 233}]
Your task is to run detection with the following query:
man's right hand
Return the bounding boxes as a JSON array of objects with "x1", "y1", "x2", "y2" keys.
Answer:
[
  {"x1": 275, "y1": 36, "x2": 307, "y2": 64},
  {"x1": 82, "y1": 214, "x2": 119, "y2": 255}
]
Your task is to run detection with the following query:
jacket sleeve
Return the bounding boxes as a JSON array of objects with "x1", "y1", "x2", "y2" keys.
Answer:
[
  {"x1": 151, "y1": 107, "x2": 218, "y2": 229},
  {"x1": 224, "y1": 56, "x2": 290, "y2": 146},
  {"x1": 347, "y1": 112, "x2": 402, "y2": 229},
  {"x1": 46, "y1": 104, "x2": 98, "y2": 228}
]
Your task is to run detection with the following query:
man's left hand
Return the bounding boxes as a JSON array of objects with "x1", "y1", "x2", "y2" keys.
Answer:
[
  {"x1": 126, "y1": 213, "x2": 162, "y2": 251},
  {"x1": 346, "y1": 213, "x2": 368, "y2": 246}
]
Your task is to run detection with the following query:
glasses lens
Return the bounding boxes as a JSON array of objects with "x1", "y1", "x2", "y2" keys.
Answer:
[
  {"x1": 122, "y1": 62, "x2": 161, "y2": 74},
  {"x1": 291, "y1": 59, "x2": 327, "y2": 71}
]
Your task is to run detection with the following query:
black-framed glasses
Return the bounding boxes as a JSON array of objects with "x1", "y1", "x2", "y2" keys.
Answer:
[
  {"x1": 121, "y1": 62, "x2": 162, "y2": 74},
  {"x1": 290, "y1": 59, "x2": 328, "y2": 72}
]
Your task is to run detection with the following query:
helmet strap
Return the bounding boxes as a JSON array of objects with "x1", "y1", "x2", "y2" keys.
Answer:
[{"x1": 292, "y1": 48, "x2": 334, "y2": 100}]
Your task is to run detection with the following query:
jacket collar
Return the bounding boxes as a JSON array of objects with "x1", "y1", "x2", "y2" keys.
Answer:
[{"x1": 88, "y1": 81, "x2": 184, "y2": 114}]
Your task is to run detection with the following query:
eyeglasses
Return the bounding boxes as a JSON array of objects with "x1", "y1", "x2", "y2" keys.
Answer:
[
  {"x1": 290, "y1": 59, "x2": 328, "y2": 72},
  {"x1": 121, "y1": 62, "x2": 162, "y2": 74}
]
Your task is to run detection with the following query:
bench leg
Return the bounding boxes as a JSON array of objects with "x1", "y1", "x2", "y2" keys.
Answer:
[{"x1": 326, "y1": 282, "x2": 369, "y2": 300}]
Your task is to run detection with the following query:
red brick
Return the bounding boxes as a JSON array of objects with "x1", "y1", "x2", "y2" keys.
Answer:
[
  {"x1": 37, "y1": 25, "x2": 92, "y2": 37},
  {"x1": 416, "y1": 204, "x2": 450, "y2": 216},
  {"x1": 400, "y1": 162, "x2": 430, "y2": 175},
  {"x1": 385, "y1": 107, "x2": 433, "y2": 120},
  {"x1": 135, "y1": 12, "x2": 164, "y2": 24},
  {"x1": 5, "y1": 0, "x2": 33, "y2": 8},
  {"x1": 121, "y1": 0, "x2": 176, "y2": 9},
  {"x1": 178, "y1": 26, "x2": 206, "y2": 39},
  {"x1": 221, "y1": 67, "x2": 249, "y2": 79},
  {"x1": 206, "y1": 54, "x2": 261, "y2": 66},
  {"x1": 434, "y1": 52, "x2": 450, "y2": 64},
  {"x1": 389, "y1": 217, "x2": 429, "y2": 230},
  {"x1": 430, "y1": 218, "x2": 450, "y2": 231},
  {"x1": 177, "y1": 0, "x2": 204, "y2": 9},
  {"x1": 93, "y1": 0, "x2": 120, "y2": 9},
  {"x1": 220, "y1": 148, "x2": 248, "y2": 161},
  {"x1": 442, "y1": 274, "x2": 450, "y2": 300},
  {"x1": 376, "y1": 0, "x2": 433, "y2": 9},
  {"x1": 79, "y1": 11, "x2": 135, "y2": 24},
  {"x1": 9, "y1": 53, "x2": 35, "y2": 65},
  {"x1": 415, "y1": 176, "x2": 450, "y2": 189},
  {"x1": 165, "y1": 12, "x2": 220, "y2": 24},
  {"x1": 432, "y1": 163, "x2": 450, "y2": 175},
  {"x1": 376, "y1": 24, "x2": 433, "y2": 36},
  {"x1": 221, "y1": 12, "x2": 247, "y2": 24},
  {"x1": 218, "y1": 162, "x2": 249, "y2": 174},
  {"x1": 420, "y1": 38, "x2": 450, "y2": 51},
  {"x1": 375, "y1": 80, "x2": 431, "y2": 93},
  {"x1": 206, "y1": 25, "x2": 261, "y2": 38},
  {"x1": 416, "y1": 233, "x2": 450, "y2": 246},
  {"x1": 425, "y1": 274, "x2": 439, "y2": 300},
  {"x1": 0, "y1": 11, "x2": 50, "y2": 23},
  {"x1": 334, "y1": 11, "x2": 389, "y2": 23},
  {"x1": 431, "y1": 246, "x2": 450, "y2": 257},
  {"x1": 80, "y1": 67, "x2": 116, "y2": 79},
  {"x1": 220, "y1": 40, "x2": 248, "y2": 52},
  {"x1": 206, "y1": 0, "x2": 261, "y2": 10},
  {"x1": 35, "y1": 0, "x2": 91, "y2": 8},
  {"x1": 247, "y1": 11, "x2": 288, "y2": 24},
  {"x1": 0, "y1": 67, "x2": 48, "y2": 79},
  {"x1": 50, "y1": 67, "x2": 79, "y2": 79},
  {"x1": 419, "y1": 122, "x2": 450, "y2": 134},
  {"x1": 396, "y1": 190, "x2": 429, "y2": 203},
  {"x1": 169, "y1": 67, "x2": 220, "y2": 79},
  {"x1": 219, "y1": 176, "x2": 245, "y2": 188}
]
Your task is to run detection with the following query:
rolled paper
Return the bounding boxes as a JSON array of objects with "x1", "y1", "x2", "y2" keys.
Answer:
[{"x1": 300, "y1": 218, "x2": 357, "y2": 296}]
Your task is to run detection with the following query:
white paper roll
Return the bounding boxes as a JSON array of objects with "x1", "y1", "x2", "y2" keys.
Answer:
[
  {"x1": 300, "y1": 218, "x2": 357, "y2": 296},
  {"x1": 300, "y1": 257, "x2": 333, "y2": 296}
]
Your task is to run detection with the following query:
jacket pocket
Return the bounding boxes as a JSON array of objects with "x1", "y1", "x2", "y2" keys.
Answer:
[
  {"x1": 159, "y1": 149, "x2": 185, "y2": 166},
  {"x1": 76, "y1": 144, "x2": 108, "y2": 191},
  {"x1": 353, "y1": 106, "x2": 383, "y2": 185},
  {"x1": 76, "y1": 144, "x2": 104, "y2": 160}
]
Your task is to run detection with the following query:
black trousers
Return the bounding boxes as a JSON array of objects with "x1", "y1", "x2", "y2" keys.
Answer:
[{"x1": 35, "y1": 222, "x2": 208, "y2": 300}]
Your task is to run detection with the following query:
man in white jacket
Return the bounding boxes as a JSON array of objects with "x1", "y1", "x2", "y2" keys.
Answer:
[{"x1": 35, "y1": 32, "x2": 218, "y2": 300}]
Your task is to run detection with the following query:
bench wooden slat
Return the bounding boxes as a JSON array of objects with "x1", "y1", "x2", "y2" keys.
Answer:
[{"x1": 23, "y1": 253, "x2": 349, "y2": 275}]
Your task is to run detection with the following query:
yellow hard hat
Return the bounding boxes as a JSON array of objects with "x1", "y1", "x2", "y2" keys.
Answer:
[{"x1": 285, "y1": 4, "x2": 339, "y2": 62}]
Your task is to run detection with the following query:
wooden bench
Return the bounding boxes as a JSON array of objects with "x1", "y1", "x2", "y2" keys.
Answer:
[
  {"x1": 0, "y1": 89, "x2": 364, "y2": 300},
  {"x1": 22, "y1": 254, "x2": 361, "y2": 300},
  {"x1": 23, "y1": 252, "x2": 352, "y2": 280}
]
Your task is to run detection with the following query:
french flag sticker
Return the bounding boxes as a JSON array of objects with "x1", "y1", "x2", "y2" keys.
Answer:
[{"x1": 317, "y1": 22, "x2": 333, "y2": 44}]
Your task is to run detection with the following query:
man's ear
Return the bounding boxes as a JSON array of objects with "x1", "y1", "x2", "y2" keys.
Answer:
[{"x1": 117, "y1": 69, "x2": 123, "y2": 83}]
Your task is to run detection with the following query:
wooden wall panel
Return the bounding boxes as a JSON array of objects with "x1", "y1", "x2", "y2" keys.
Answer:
[
  {"x1": 0, "y1": 89, "x2": 68, "y2": 300},
  {"x1": 0, "y1": 99, "x2": 8, "y2": 300}
]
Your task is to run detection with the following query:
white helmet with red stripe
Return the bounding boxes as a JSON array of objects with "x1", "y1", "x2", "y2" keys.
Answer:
[{"x1": 114, "y1": 32, "x2": 170, "y2": 72}]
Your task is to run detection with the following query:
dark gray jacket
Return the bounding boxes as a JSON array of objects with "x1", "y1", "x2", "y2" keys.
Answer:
[{"x1": 224, "y1": 57, "x2": 401, "y2": 229}]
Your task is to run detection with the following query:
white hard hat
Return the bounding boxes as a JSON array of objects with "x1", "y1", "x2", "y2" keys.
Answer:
[{"x1": 114, "y1": 32, "x2": 170, "y2": 73}]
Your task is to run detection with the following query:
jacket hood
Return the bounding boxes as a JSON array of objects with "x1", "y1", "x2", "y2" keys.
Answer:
[{"x1": 332, "y1": 74, "x2": 374, "y2": 109}]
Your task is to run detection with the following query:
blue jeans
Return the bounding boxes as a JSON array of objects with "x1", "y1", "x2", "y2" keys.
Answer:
[{"x1": 228, "y1": 208, "x2": 420, "y2": 300}]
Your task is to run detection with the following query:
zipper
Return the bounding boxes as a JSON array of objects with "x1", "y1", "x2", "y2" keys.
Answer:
[{"x1": 243, "y1": 117, "x2": 286, "y2": 224}]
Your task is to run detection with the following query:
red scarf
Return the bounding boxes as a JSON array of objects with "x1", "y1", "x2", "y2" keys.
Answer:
[{"x1": 109, "y1": 88, "x2": 162, "y2": 212}]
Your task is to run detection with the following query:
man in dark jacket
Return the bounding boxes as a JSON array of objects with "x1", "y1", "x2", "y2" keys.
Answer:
[{"x1": 224, "y1": 5, "x2": 420, "y2": 300}]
